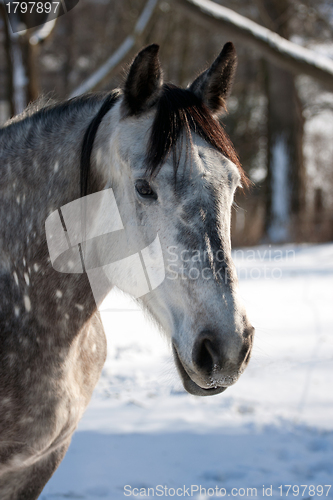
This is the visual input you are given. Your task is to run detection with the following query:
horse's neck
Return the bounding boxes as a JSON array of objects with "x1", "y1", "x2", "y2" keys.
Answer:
[{"x1": 0, "y1": 98, "x2": 111, "y2": 338}]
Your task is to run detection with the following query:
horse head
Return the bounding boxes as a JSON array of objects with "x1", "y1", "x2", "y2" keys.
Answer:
[{"x1": 95, "y1": 44, "x2": 254, "y2": 396}]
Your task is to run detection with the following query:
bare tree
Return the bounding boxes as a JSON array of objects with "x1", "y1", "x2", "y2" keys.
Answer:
[
  {"x1": 258, "y1": 0, "x2": 306, "y2": 241},
  {"x1": 1, "y1": 3, "x2": 27, "y2": 114},
  {"x1": 1, "y1": 0, "x2": 58, "y2": 116}
]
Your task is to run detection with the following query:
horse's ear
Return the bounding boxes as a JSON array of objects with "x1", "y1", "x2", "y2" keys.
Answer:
[
  {"x1": 189, "y1": 42, "x2": 237, "y2": 114},
  {"x1": 123, "y1": 44, "x2": 163, "y2": 115}
]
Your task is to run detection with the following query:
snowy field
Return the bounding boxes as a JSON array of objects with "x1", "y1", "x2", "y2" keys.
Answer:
[{"x1": 41, "y1": 243, "x2": 333, "y2": 500}]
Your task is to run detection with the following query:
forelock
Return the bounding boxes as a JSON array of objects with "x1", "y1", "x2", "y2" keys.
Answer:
[{"x1": 145, "y1": 83, "x2": 247, "y2": 187}]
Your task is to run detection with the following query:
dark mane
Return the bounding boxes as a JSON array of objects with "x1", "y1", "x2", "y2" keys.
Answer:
[
  {"x1": 79, "y1": 90, "x2": 121, "y2": 197},
  {"x1": 146, "y1": 83, "x2": 248, "y2": 186}
]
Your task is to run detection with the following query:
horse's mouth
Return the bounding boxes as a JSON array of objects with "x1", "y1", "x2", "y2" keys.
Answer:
[{"x1": 172, "y1": 345, "x2": 227, "y2": 397}]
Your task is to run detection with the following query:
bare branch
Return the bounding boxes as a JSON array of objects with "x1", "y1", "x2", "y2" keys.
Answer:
[
  {"x1": 174, "y1": 0, "x2": 333, "y2": 91},
  {"x1": 69, "y1": 0, "x2": 158, "y2": 98}
]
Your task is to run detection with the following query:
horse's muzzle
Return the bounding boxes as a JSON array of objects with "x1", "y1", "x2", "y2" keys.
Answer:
[{"x1": 172, "y1": 326, "x2": 254, "y2": 396}]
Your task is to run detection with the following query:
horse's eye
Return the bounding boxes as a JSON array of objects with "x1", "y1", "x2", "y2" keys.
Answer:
[{"x1": 135, "y1": 180, "x2": 157, "y2": 200}]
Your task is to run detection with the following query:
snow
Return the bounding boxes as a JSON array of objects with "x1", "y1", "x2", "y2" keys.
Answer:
[{"x1": 41, "y1": 243, "x2": 333, "y2": 500}]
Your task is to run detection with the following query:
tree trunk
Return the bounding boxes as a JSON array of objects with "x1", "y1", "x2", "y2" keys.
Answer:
[
  {"x1": 8, "y1": 32, "x2": 28, "y2": 115},
  {"x1": 62, "y1": 10, "x2": 75, "y2": 94},
  {"x1": 260, "y1": 0, "x2": 306, "y2": 242},
  {"x1": 264, "y1": 63, "x2": 305, "y2": 241},
  {"x1": 1, "y1": 7, "x2": 44, "y2": 118},
  {"x1": 0, "y1": 3, "x2": 15, "y2": 117},
  {"x1": 1, "y1": 7, "x2": 29, "y2": 116}
]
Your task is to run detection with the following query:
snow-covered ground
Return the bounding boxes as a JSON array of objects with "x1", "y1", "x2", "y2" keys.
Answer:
[{"x1": 41, "y1": 243, "x2": 333, "y2": 500}]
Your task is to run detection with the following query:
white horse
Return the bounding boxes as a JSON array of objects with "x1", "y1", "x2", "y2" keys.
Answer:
[{"x1": 0, "y1": 43, "x2": 254, "y2": 499}]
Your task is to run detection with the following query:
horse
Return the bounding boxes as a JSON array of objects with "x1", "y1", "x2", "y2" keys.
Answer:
[{"x1": 0, "y1": 43, "x2": 254, "y2": 499}]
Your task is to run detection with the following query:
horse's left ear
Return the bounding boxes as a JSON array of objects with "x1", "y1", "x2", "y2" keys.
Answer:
[
  {"x1": 123, "y1": 44, "x2": 163, "y2": 115},
  {"x1": 189, "y1": 42, "x2": 237, "y2": 114}
]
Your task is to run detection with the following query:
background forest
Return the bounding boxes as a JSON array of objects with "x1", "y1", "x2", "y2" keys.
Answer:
[{"x1": 1, "y1": 0, "x2": 333, "y2": 246}]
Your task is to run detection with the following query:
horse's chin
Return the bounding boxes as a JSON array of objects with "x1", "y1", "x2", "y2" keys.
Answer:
[{"x1": 172, "y1": 345, "x2": 227, "y2": 397}]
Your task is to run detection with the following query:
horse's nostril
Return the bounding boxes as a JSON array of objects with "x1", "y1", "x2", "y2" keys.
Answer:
[
  {"x1": 197, "y1": 339, "x2": 214, "y2": 373},
  {"x1": 193, "y1": 334, "x2": 222, "y2": 374}
]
